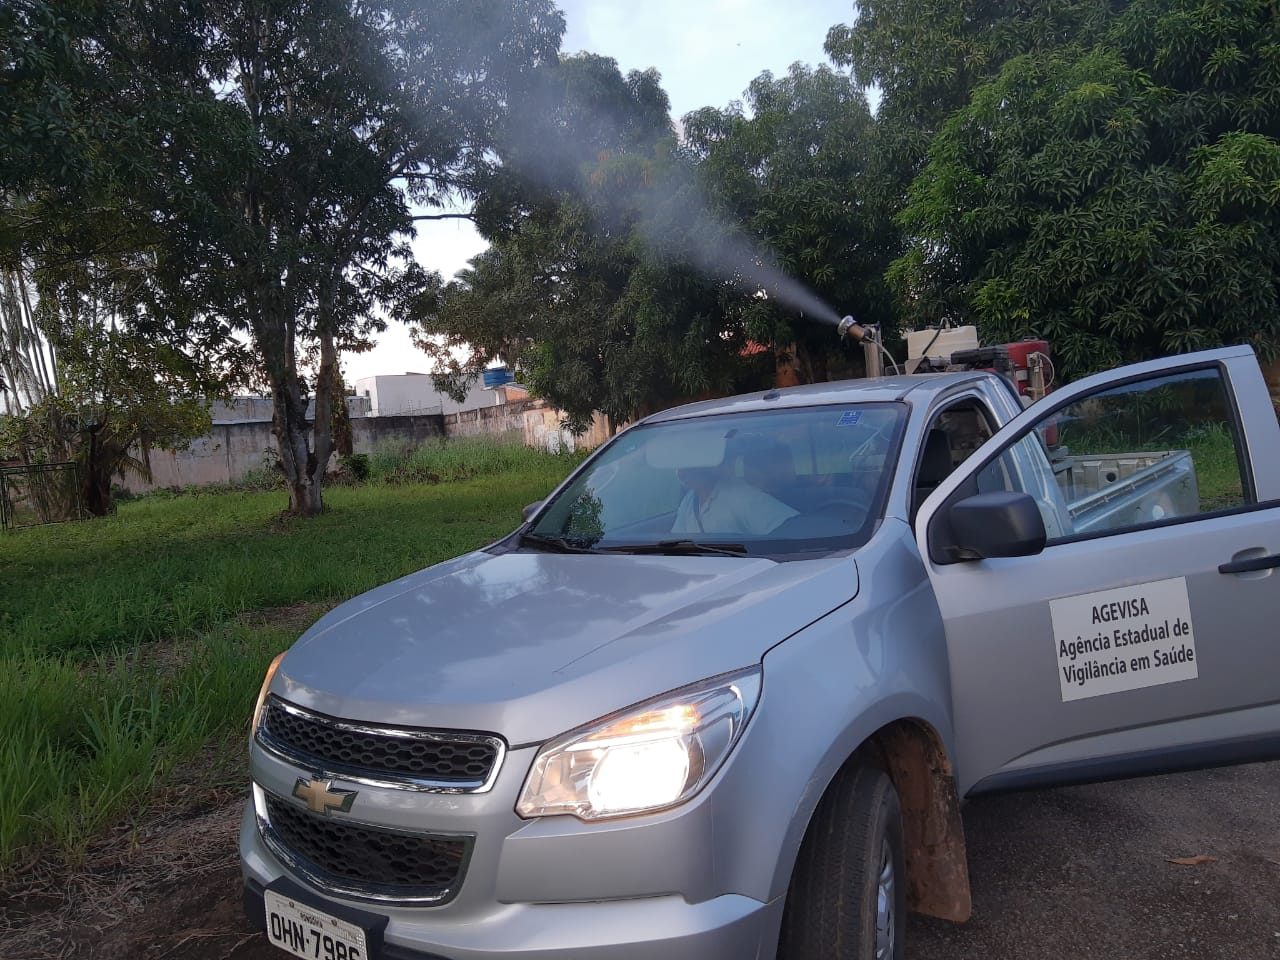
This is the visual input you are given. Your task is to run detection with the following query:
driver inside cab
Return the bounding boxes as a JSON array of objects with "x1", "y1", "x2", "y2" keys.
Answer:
[{"x1": 672, "y1": 454, "x2": 798, "y2": 536}]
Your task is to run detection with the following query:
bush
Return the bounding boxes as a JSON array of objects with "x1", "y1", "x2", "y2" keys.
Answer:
[
  {"x1": 237, "y1": 450, "x2": 285, "y2": 491},
  {"x1": 110, "y1": 483, "x2": 136, "y2": 503},
  {"x1": 340, "y1": 453, "x2": 371, "y2": 482}
]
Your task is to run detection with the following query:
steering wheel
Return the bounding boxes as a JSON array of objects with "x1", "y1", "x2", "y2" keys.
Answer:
[{"x1": 808, "y1": 491, "x2": 874, "y2": 525}]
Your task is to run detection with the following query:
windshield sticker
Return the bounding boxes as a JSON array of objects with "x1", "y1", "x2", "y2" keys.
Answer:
[
  {"x1": 1049, "y1": 577, "x2": 1197, "y2": 702},
  {"x1": 837, "y1": 411, "x2": 863, "y2": 426}
]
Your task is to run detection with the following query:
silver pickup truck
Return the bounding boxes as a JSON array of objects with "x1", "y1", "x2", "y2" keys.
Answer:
[{"x1": 241, "y1": 345, "x2": 1280, "y2": 960}]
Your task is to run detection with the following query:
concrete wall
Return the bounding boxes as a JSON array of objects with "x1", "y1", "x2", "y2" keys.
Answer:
[
  {"x1": 125, "y1": 393, "x2": 610, "y2": 493},
  {"x1": 354, "y1": 414, "x2": 447, "y2": 450},
  {"x1": 122, "y1": 355, "x2": 1280, "y2": 494},
  {"x1": 444, "y1": 398, "x2": 612, "y2": 452},
  {"x1": 134, "y1": 420, "x2": 277, "y2": 490},
  {"x1": 124, "y1": 413, "x2": 445, "y2": 492},
  {"x1": 210, "y1": 395, "x2": 370, "y2": 423}
]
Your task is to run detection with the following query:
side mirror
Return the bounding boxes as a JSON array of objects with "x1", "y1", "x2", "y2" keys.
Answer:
[
  {"x1": 945, "y1": 491, "x2": 1046, "y2": 561},
  {"x1": 522, "y1": 500, "x2": 543, "y2": 522}
]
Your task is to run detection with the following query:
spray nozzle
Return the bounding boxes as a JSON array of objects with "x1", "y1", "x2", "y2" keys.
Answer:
[
  {"x1": 837, "y1": 315, "x2": 868, "y2": 341},
  {"x1": 836, "y1": 314, "x2": 892, "y2": 379}
]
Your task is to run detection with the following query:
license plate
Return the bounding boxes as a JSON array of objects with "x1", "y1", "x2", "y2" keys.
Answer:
[{"x1": 265, "y1": 888, "x2": 371, "y2": 960}]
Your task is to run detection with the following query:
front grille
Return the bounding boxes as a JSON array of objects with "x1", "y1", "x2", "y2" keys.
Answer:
[
  {"x1": 263, "y1": 793, "x2": 469, "y2": 901},
  {"x1": 259, "y1": 697, "x2": 502, "y2": 790}
]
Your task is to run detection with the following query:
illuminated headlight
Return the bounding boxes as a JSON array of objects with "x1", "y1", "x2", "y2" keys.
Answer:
[
  {"x1": 251, "y1": 651, "x2": 286, "y2": 735},
  {"x1": 516, "y1": 667, "x2": 761, "y2": 821}
]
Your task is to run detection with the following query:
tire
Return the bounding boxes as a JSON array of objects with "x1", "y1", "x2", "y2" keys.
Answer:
[{"x1": 776, "y1": 761, "x2": 907, "y2": 960}]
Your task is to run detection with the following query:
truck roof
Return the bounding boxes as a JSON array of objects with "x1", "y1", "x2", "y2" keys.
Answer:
[{"x1": 645, "y1": 372, "x2": 1001, "y2": 423}]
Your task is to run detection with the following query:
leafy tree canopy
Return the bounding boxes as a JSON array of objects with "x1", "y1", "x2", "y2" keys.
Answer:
[
  {"x1": 6, "y1": 0, "x2": 566, "y2": 515},
  {"x1": 684, "y1": 63, "x2": 898, "y2": 380},
  {"x1": 417, "y1": 54, "x2": 777, "y2": 431},
  {"x1": 2, "y1": 1, "x2": 236, "y2": 513},
  {"x1": 9, "y1": 0, "x2": 1280, "y2": 481},
  {"x1": 826, "y1": 0, "x2": 1117, "y2": 133},
  {"x1": 892, "y1": 0, "x2": 1280, "y2": 374}
]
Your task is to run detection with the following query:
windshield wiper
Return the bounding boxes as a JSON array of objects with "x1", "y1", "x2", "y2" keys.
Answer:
[
  {"x1": 601, "y1": 539, "x2": 749, "y2": 558},
  {"x1": 518, "y1": 532, "x2": 599, "y2": 554}
]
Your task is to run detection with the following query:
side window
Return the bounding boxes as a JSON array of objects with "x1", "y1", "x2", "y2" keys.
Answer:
[
  {"x1": 913, "y1": 399, "x2": 996, "y2": 516},
  {"x1": 974, "y1": 432, "x2": 1073, "y2": 540},
  {"x1": 977, "y1": 367, "x2": 1250, "y2": 542}
]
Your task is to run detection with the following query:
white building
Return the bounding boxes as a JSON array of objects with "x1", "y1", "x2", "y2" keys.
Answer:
[
  {"x1": 352, "y1": 372, "x2": 506, "y2": 417},
  {"x1": 209, "y1": 395, "x2": 372, "y2": 423}
]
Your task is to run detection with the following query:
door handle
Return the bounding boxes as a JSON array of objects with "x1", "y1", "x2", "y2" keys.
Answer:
[{"x1": 1219, "y1": 553, "x2": 1280, "y2": 575}]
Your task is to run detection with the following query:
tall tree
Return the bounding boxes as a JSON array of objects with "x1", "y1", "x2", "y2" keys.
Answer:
[
  {"x1": 157, "y1": 0, "x2": 563, "y2": 515},
  {"x1": 5, "y1": 0, "x2": 563, "y2": 514},
  {"x1": 891, "y1": 0, "x2": 1280, "y2": 374},
  {"x1": 825, "y1": 0, "x2": 1117, "y2": 135},
  {"x1": 1, "y1": 0, "x2": 238, "y2": 512},
  {"x1": 684, "y1": 63, "x2": 899, "y2": 381},
  {"x1": 824, "y1": 0, "x2": 1120, "y2": 294},
  {"x1": 416, "y1": 54, "x2": 770, "y2": 430},
  {"x1": 0, "y1": 220, "x2": 230, "y2": 514}
]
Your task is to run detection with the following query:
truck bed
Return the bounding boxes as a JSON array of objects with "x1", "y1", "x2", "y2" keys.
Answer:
[{"x1": 1052, "y1": 450, "x2": 1200, "y2": 534}]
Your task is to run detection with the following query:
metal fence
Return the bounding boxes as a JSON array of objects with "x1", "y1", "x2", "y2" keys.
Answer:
[{"x1": 0, "y1": 461, "x2": 88, "y2": 531}]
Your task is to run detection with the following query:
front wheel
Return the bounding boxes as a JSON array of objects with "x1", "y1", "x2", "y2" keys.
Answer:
[{"x1": 776, "y1": 761, "x2": 906, "y2": 960}]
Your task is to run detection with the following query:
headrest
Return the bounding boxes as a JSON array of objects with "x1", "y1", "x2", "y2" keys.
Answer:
[{"x1": 917, "y1": 428, "x2": 954, "y2": 487}]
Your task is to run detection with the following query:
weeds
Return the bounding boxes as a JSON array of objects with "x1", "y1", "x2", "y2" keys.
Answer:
[
  {"x1": 0, "y1": 454, "x2": 575, "y2": 870},
  {"x1": 132, "y1": 435, "x2": 585, "y2": 501},
  {"x1": 365, "y1": 435, "x2": 585, "y2": 485},
  {"x1": 1059, "y1": 417, "x2": 1244, "y2": 511}
]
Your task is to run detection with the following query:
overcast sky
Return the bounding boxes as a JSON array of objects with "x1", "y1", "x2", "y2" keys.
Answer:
[{"x1": 344, "y1": 0, "x2": 858, "y2": 383}]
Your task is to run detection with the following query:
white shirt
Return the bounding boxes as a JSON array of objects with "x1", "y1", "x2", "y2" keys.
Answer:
[{"x1": 672, "y1": 476, "x2": 798, "y2": 537}]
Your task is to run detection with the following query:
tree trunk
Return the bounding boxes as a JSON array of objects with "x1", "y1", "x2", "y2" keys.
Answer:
[
  {"x1": 253, "y1": 279, "x2": 319, "y2": 516},
  {"x1": 330, "y1": 364, "x2": 354, "y2": 457},
  {"x1": 82, "y1": 425, "x2": 113, "y2": 517},
  {"x1": 793, "y1": 340, "x2": 830, "y2": 385},
  {"x1": 0, "y1": 268, "x2": 29, "y2": 411},
  {"x1": 272, "y1": 364, "x2": 319, "y2": 516},
  {"x1": 264, "y1": 299, "x2": 340, "y2": 517},
  {"x1": 17, "y1": 267, "x2": 55, "y2": 396},
  {"x1": 307, "y1": 328, "x2": 339, "y2": 511}
]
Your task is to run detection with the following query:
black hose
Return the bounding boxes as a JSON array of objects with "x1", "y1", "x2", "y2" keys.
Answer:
[{"x1": 918, "y1": 326, "x2": 944, "y2": 358}]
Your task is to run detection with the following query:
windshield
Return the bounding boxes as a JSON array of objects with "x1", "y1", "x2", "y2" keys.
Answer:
[{"x1": 528, "y1": 403, "x2": 906, "y2": 558}]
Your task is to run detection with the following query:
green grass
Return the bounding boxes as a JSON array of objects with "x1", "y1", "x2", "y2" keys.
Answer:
[
  {"x1": 1059, "y1": 420, "x2": 1245, "y2": 512},
  {"x1": 0, "y1": 443, "x2": 575, "y2": 870},
  {"x1": 366, "y1": 435, "x2": 568, "y2": 485},
  {"x1": 1181, "y1": 423, "x2": 1246, "y2": 511}
]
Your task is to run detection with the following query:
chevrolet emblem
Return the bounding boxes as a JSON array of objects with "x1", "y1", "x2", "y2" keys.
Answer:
[{"x1": 292, "y1": 777, "x2": 358, "y2": 815}]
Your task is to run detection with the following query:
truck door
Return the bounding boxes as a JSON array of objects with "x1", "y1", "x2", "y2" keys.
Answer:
[{"x1": 914, "y1": 346, "x2": 1280, "y2": 796}]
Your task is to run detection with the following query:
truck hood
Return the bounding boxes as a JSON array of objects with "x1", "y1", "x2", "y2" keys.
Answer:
[{"x1": 272, "y1": 548, "x2": 859, "y2": 743}]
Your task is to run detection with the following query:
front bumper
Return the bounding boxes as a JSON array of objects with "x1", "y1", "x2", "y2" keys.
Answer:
[{"x1": 241, "y1": 803, "x2": 779, "y2": 959}]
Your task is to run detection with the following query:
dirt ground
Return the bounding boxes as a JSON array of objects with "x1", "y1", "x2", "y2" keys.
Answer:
[{"x1": 4, "y1": 761, "x2": 1278, "y2": 960}]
